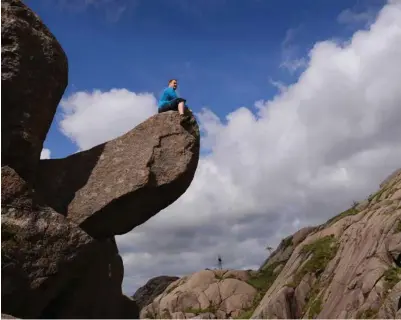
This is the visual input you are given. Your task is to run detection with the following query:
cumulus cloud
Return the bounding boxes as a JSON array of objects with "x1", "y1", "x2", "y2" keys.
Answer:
[
  {"x1": 59, "y1": 89, "x2": 158, "y2": 151},
  {"x1": 40, "y1": 148, "x2": 51, "y2": 159},
  {"x1": 58, "y1": 1, "x2": 401, "y2": 294},
  {"x1": 337, "y1": 8, "x2": 377, "y2": 27},
  {"x1": 280, "y1": 27, "x2": 308, "y2": 73}
]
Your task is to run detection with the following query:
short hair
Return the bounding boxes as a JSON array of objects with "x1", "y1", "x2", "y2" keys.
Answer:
[{"x1": 168, "y1": 79, "x2": 177, "y2": 84}]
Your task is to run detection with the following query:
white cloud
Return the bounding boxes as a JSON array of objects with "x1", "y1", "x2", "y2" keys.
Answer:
[
  {"x1": 40, "y1": 148, "x2": 51, "y2": 159},
  {"x1": 280, "y1": 27, "x2": 308, "y2": 73},
  {"x1": 58, "y1": 1, "x2": 401, "y2": 295},
  {"x1": 59, "y1": 89, "x2": 158, "y2": 151},
  {"x1": 337, "y1": 8, "x2": 377, "y2": 27}
]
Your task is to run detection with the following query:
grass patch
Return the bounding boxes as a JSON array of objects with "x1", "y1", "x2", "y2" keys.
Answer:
[
  {"x1": 184, "y1": 304, "x2": 218, "y2": 315},
  {"x1": 307, "y1": 296, "x2": 322, "y2": 319},
  {"x1": 282, "y1": 236, "x2": 293, "y2": 249},
  {"x1": 293, "y1": 235, "x2": 338, "y2": 286},
  {"x1": 356, "y1": 308, "x2": 377, "y2": 319},
  {"x1": 247, "y1": 261, "x2": 281, "y2": 291},
  {"x1": 326, "y1": 207, "x2": 359, "y2": 226},
  {"x1": 236, "y1": 261, "x2": 283, "y2": 319},
  {"x1": 235, "y1": 308, "x2": 254, "y2": 319},
  {"x1": 383, "y1": 267, "x2": 401, "y2": 289},
  {"x1": 301, "y1": 284, "x2": 322, "y2": 318},
  {"x1": 368, "y1": 187, "x2": 389, "y2": 202},
  {"x1": 215, "y1": 274, "x2": 224, "y2": 280}
]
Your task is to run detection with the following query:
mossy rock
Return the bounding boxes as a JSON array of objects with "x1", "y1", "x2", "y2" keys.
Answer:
[
  {"x1": 293, "y1": 235, "x2": 339, "y2": 286},
  {"x1": 239, "y1": 261, "x2": 283, "y2": 319},
  {"x1": 383, "y1": 267, "x2": 401, "y2": 289},
  {"x1": 326, "y1": 207, "x2": 359, "y2": 226},
  {"x1": 356, "y1": 308, "x2": 378, "y2": 319}
]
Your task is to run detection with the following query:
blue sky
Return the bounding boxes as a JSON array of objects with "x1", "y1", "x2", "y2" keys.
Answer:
[
  {"x1": 26, "y1": 0, "x2": 385, "y2": 158},
  {"x1": 23, "y1": 0, "x2": 401, "y2": 296}
]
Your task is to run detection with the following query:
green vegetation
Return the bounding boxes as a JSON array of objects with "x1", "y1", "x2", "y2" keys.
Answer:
[
  {"x1": 214, "y1": 274, "x2": 224, "y2": 280},
  {"x1": 235, "y1": 261, "x2": 283, "y2": 319},
  {"x1": 326, "y1": 207, "x2": 359, "y2": 226},
  {"x1": 300, "y1": 284, "x2": 322, "y2": 318},
  {"x1": 282, "y1": 236, "x2": 293, "y2": 249},
  {"x1": 184, "y1": 303, "x2": 218, "y2": 315},
  {"x1": 356, "y1": 308, "x2": 377, "y2": 319},
  {"x1": 383, "y1": 267, "x2": 401, "y2": 289},
  {"x1": 247, "y1": 261, "x2": 281, "y2": 291},
  {"x1": 293, "y1": 235, "x2": 339, "y2": 286},
  {"x1": 235, "y1": 309, "x2": 254, "y2": 319},
  {"x1": 368, "y1": 186, "x2": 389, "y2": 202},
  {"x1": 307, "y1": 296, "x2": 322, "y2": 319},
  {"x1": 352, "y1": 200, "x2": 359, "y2": 208}
]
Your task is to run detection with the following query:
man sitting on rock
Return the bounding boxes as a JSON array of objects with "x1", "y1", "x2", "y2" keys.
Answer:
[{"x1": 158, "y1": 79, "x2": 191, "y2": 120}]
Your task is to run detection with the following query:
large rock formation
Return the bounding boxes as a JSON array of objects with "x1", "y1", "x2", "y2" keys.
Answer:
[
  {"x1": 137, "y1": 169, "x2": 400, "y2": 319},
  {"x1": 133, "y1": 276, "x2": 180, "y2": 310},
  {"x1": 250, "y1": 169, "x2": 401, "y2": 319},
  {"x1": 2, "y1": 166, "x2": 101, "y2": 318},
  {"x1": 1, "y1": 0, "x2": 200, "y2": 318},
  {"x1": 140, "y1": 270, "x2": 257, "y2": 319},
  {"x1": 1, "y1": 0, "x2": 68, "y2": 183},
  {"x1": 35, "y1": 112, "x2": 200, "y2": 239}
]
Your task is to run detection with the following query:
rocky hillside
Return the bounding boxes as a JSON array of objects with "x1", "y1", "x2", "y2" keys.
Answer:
[
  {"x1": 1, "y1": 0, "x2": 200, "y2": 318},
  {"x1": 136, "y1": 168, "x2": 401, "y2": 319}
]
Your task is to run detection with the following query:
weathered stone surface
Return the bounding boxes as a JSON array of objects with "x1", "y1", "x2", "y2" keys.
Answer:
[
  {"x1": 140, "y1": 269, "x2": 256, "y2": 319},
  {"x1": 292, "y1": 226, "x2": 316, "y2": 246},
  {"x1": 2, "y1": 0, "x2": 196, "y2": 318},
  {"x1": 1, "y1": 166, "x2": 100, "y2": 318},
  {"x1": 251, "y1": 169, "x2": 401, "y2": 319},
  {"x1": 36, "y1": 111, "x2": 200, "y2": 238},
  {"x1": 1, "y1": 314, "x2": 18, "y2": 319},
  {"x1": 377, "y1": 281, "x2": 401, "y2": 318},
  {"x1": 133, "y1": 275, "x2": 179, "y2": 310},
  {"x1": 39, "y1": 237, "x2": 138, "y2": 319},
  {"x1": 1, "y1": 0, "x2": 68, "y2": 182}
]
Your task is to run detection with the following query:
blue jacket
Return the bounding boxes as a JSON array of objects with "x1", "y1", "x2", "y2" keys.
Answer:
[{"x1": 158, "y1": 87, "x2": 178, "y2": 108}]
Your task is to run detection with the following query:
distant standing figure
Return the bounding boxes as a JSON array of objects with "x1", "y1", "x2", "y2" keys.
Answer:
[
  {"x1": 217, "y1": 255, "x2": 223, "y2": 270},
  {"x1": 158, "y1": 79, "x2": 190, "y2": 118}
]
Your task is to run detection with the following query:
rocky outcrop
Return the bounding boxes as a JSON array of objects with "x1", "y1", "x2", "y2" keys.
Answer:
[
  {"x1": 2, "y1": 166, "x2": 101, "y2": 318},
  {"x1": 133, "y1": 276, "x2": 180, "y2": 310},
  {"x1": 137, "y1": 169, "x2": 400, "y2": 319},
  {"x1": 1, "y1": 0, "x2": 200, "y2": 318},
  {"x1": 1, "y1": 0, "x2": 68, "y2": 183},
  {"x1": 251, "y1": 169, "x2": 401, "y2": 319},
  {"x1": 35, "y1": 111, "x2": 200, "y2": 239},
  {"x1": 140, "y1": 270, "x2": 257, "y2": 319}
]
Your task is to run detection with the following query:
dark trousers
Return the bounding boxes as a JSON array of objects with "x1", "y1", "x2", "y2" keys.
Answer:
[{"x1": 158, "y1": 98, "x2": 187, "y2": 113}]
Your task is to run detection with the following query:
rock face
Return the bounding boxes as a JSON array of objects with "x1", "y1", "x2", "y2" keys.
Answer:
[
  {"x1": 250, "y1": 169, "x2": 401, "y2": 319},
  {"x1": 2, "y1": 166, "x2": 101, "y2": 318},
  {"x1": 1, "y1": 0, "x2": 68, "y2": 183},
  {"x1": 1, "y1": 0, "x2": 200, "y2": 318},
  {"x1": 140, "y1": 270, "x2": 257, "y2": 319},
  {"x1": 137, "y1": 169, "x2": 400, "y2": 319},
  {"x1": 133, "y1": 276, "x2": 180, "y2": 310},
  {"x1": 35, "y1": 111, "x2": 200, "y2": 239}
]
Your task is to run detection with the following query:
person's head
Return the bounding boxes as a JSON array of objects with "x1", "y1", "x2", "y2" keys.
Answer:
[{"x1": 168, "y1": 79, "x2": 178, "y2": 90}]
